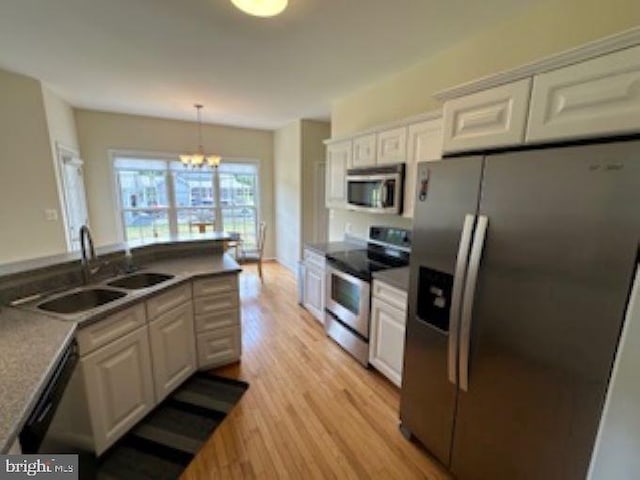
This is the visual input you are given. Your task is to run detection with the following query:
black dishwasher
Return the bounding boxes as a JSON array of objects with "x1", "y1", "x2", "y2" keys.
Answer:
[{"x1": 19, "y1": 340, "x2": 78, "y2": 453}]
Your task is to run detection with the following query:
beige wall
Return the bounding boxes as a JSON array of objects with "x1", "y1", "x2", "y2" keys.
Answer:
[
  {"x1": 300, "y1": 120, "x2": 330, "y2": 246},
  {"x1": 0, "y1": 69, "x2": 67, "y2": 263},
  {"x1": 328, "y1": 0, "x2": 640, "y2": 240},
  {"x1": 332, "y1": 0, "x2": 640, "y2": 136},
  {"x1": 273, "y1": 120, "x2": 301, "y2": 272},
  {"x1": 75, "y1": 109, "x2": 276, "y2": 258}
]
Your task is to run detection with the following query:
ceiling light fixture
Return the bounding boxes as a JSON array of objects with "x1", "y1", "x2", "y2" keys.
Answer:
[
  {"x1": 230, "y1": 0, "x2": 288, "y2": 17},
  {"x1": 180, "y1": 104, "x2": 221, "y2": 168}
]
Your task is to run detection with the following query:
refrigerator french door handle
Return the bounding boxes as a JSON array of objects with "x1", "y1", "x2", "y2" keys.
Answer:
[
  {"x1": 447, "y1": 214, "x2": 477, "y2": 385},
  {"x1": 459, "y1": 215, "x2": 489, "y2": 392}
]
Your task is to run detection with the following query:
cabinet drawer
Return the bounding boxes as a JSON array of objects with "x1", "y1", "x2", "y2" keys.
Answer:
[
  {"x1": 527, "y1": 44, "x2": 640, "y2": 143},
  {"x1": 146, "y1": 283, "x2": 192, "y2": 319},
  {"x1": 196, "y1": 326, "x2": 241, "y2": 369},
  {"x1": 372, "y1": 279, "x2": 408, "y2": 314},
  {"x1": 304, "y1": 248, "x2": 326, "y2": 270},
  {"x1": 192, "y1": 275, "x2": 238, "y2": 298},
  {"x1": 194, "y1": 292, "x2": 239, "y2": 316},
  {"x1": 195, "y1": 308, "x2": 239, "y2": 333},
  {"x1": 442, "y1": 78, "x2": 531, "y2": 153},
  {"x1": 77, "y1": 304, "x2": 146, "y2": 356}
]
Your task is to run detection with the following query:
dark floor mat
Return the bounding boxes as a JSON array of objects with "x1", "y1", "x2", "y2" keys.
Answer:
[{"x1": 85, "y1": 373, "x2": 248, "y2": 480}]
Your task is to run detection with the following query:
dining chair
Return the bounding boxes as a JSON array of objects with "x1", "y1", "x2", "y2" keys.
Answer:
[{"x1": 238, "y1": 222, "x2": 267, "y2": 282}]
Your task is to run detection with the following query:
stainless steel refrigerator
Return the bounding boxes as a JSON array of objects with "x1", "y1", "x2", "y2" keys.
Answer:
[{"x1": 400, "y1": 139, "x2": 640, "y2": 480}]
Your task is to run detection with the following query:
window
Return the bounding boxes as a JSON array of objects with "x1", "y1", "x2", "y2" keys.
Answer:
[{"x1": 113, "y1": 155, "x2": 260, "y2": 248}]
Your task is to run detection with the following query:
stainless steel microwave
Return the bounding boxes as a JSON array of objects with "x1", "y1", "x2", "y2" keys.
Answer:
[{"x1": 346, "y1": 164, "x2": 404, "y2": 214}]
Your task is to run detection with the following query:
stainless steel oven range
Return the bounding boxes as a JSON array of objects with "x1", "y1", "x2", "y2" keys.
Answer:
[{"x1": 325, "y1": 226, "x2": 410, "y2": 365}]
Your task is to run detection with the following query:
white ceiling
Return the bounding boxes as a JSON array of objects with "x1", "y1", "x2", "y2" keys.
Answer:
[{"x1": 0, "y1": 0, "x2": 533, "y2": 130}]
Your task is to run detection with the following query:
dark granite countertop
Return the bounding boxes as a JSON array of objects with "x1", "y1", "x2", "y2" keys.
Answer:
[
  {"x1": 372, "y1": 266, "x2": 410, "y2": 292},
  {"x1": 0, "y1": 251, "x2": 240, "y2": 453},
  {"x1": 0, "y1": 308, "x2": 76, "y2": 453},
  {"x1": 0, "y1": 233, "x2": 234, "y2": 278},
  {"x1": 304, "y1": 240, "x2": 366, "y2": 256}
]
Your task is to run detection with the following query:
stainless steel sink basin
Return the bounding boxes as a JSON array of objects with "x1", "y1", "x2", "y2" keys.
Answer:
[
  {"x1": 106, "y1": 272, "x2": 174, "y2": 290},
  {"x1": 38, "y1": 288, "x2": 127, "y2": 314}
]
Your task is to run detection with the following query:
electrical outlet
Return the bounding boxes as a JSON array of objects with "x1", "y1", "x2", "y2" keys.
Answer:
[
  {"x1": 346, "y1": 222, "x2": 352, "y2": 233},
  {"x1": 44, "y1": 209, "x2": 58, "y2": 221}
]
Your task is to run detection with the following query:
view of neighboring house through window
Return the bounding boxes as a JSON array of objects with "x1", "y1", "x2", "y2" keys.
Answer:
[{"x1": 113, "y1": 155, "x2": 259, "y2": 249}]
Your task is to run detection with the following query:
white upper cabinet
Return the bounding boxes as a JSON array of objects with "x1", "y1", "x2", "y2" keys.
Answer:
[
  {"x1": 352, "y1": 133, "x2": 377, "y2": 167},
  {"x1": 404, "y1": 118, "x2": 443, "y2": 219},
  {"x1": 527, "y1": 44, "x2": 640, "y2": 143},
  {"x1": 442, "y1": 78, "x2": 532, "y2": 153},
  {"x1": 377, "y1": 126, "x2": 408, "y2": 165},
  {"x1": 325, "y1": 140, "x2": 352, "y2": 208}
]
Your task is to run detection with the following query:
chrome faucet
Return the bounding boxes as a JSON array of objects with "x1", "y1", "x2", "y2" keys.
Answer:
[{"x1": 79, "y1": 225, "x2": 99, "y2": 284}]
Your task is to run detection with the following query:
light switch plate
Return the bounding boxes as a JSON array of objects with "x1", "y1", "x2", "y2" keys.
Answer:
[{"x1": 45, "y1": 209, "x2": 59, "y2": 221}]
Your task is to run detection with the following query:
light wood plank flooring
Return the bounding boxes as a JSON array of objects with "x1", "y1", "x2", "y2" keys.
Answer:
[{"x1": 183, "y1": 262, "x2": 450, "y2": 479}]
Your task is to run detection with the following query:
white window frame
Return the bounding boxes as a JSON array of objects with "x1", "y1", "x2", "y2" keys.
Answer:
[{"x1": 109, "y1": 150, "x2": 262, "y2": 245}]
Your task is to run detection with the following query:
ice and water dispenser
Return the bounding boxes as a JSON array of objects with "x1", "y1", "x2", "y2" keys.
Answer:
[{"x1": 417, "y1": 267, "x2": 453, "y2": 332}]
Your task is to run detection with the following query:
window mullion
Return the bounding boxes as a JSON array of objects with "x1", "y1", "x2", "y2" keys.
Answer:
[{"x1": 166, "y1": 168, "x2": 178, "y2": 236}]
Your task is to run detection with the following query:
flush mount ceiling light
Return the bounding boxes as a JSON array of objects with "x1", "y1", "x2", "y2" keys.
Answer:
[
  {"x1": 230, "y1": 0, "x2": 288, "y2": 17},
  {"x1": 180, "y1": 104, "x2": 221, "y2": 169}
]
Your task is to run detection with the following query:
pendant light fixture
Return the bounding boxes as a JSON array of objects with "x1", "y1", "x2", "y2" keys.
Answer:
[
  {"x1": 180, "y1": 104, "x2": 221, "y2": 168},
  {"x1": 231, "y1": 0, "x2": 288, "y2": 17}
]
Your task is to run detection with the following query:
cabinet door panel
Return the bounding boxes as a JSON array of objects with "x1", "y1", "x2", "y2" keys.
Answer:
[
  {"x1": 352, "y1": 134, "x2": 377, "y2": 167},
  {"x1": 82, "y1": 326, "x2": 154, "y2": 455},
  {"x1": 149, "y1": 302, "x2": 196, "y2": 401},
  {"x1": 404, "y1": 118, "x2": 443, "y2": 219},
  {"x1": 326, "y1": 141, "x2": 352, "y2": 208},
  {"x1": 377, "y1": 127, "x2": 408, "y2": 165},
  {"x1": 303, "y1": 265, "x2": 325, "y2": 323},
  {"x1": 527, "y1": 44, "x2": 640, "y2": 143},
  {"x1": 443, "y1": 78, "x2": 531, "y2": 153},
  {"x1": 369, "y1": 298, "x2": 406, "y2": 387}
]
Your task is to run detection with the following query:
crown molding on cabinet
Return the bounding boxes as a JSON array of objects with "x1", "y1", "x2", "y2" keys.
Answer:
[
  {"x1": 325, "y1": 109, "x2": 442, "y2": 145},
  {"x1": 434, "y1": 25, "x2": 640, "y2": 101}
]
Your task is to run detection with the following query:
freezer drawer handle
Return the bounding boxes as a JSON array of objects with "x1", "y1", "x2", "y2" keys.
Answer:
[
  {"x1": 448, "y1": 214, "x2": 476, "y2": 385},
  {"x1": 459, "y1": 215, "x2": 489, "y2": 392}
]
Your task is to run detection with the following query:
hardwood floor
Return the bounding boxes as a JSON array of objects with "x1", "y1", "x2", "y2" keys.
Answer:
[{"x1": 182, "y1": 262, "x2": 450, "y2": 480}]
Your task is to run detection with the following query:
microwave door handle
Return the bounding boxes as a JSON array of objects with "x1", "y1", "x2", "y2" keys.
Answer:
[
  {"x1": 380, "y1": 180, "x2": 389, "y2": 208},
  {"x1": 459, "y1": 215, "x2": 489, "y2": 392}
]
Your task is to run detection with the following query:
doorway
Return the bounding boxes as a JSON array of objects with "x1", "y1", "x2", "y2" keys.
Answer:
[{"x1": 57, "y1": 145, "x2": 89, "y2": 251}]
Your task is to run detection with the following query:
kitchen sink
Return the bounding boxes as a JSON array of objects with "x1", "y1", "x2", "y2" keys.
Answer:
[
  {"x1": 106, "y1": 272, "x2": 174, "y2": 290},
  {"x1": 38, "y1": 288, "x2": 127, "y2": 314}
]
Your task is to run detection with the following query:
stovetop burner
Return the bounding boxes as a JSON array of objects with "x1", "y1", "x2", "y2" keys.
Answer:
[{"x1": 327, "y1": 244, "x2": 409, "y2": 281}]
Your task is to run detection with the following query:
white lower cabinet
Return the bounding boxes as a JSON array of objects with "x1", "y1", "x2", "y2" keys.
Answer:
[
  {"x1": 82, "y1": 325, "x2": 155, "y2": 455},
  {"x1": 192, "y1": 274, "x2": 242, "y2": 369},
  {"x1": 148, "y1": 302, "x2": 196, "y2": 401},
  {"x1": 369, "y1": 280, "x2": 408, "y2": 387},
  {"x1": 304, "y1": 263, "x2": 325, "y2": 323},
  {"x1": 49, "y1": 283, "x2": 204, "y2": 456},
  {"x1": 302, "y1": 248, "x2": 326, "y2": 323}
]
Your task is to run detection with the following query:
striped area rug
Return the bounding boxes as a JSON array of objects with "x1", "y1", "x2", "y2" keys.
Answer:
[{"x1": 90, "y1": 373, "x2": 248, "y2": 480}]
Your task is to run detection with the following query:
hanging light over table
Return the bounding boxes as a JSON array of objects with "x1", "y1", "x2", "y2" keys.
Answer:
[{"x1": 180, "y1": 104, "x2": 221, "y2": 168}]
